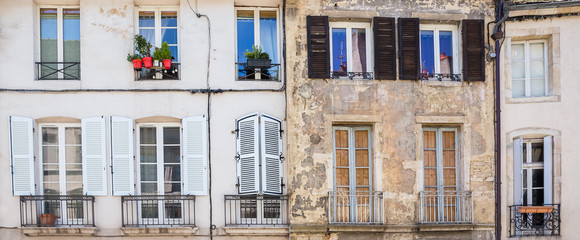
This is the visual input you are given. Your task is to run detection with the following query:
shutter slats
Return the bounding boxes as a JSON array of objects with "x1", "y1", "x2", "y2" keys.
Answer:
[
  {"x1": 398, "y1": 18, "x2": 420, "y2": 80},
  {"x1": 374, "y1": 17, "x2": 396, "y2": 80},
  {"x1": 462, "y1": 19, "x2": 485, "y2": 81},
  {"x1": 82, "y1": 116, "x2": 107, "y2": 196},
  {"x1": 10, "y1": 116, "x2": 34, "y2": 196},
  {"x1": 544, "y1": 136, "x2": 552, "y2": 204},
  {"x1": 307, "y1": 16, "x2": 330, "y2": 78},
  {"x1": 111, "y1": 116, "x2": 134, "y2": 196},
  {"x1": 261, "y1": 114, "x2": 283, "y2": 194},
  {"x1": 236, "y1": 114, "x2": 260, "y2": 194},
  {"x1": 183, "y1": 116, "x2": 207, "y2": 195}
]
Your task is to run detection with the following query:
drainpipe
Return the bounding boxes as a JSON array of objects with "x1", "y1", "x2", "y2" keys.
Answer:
[{"x1": 493, "y1": 0, "x2": 505, "y2": 239}]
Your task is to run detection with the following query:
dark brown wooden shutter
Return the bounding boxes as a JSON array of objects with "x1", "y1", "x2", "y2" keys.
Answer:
[
  {"x1": 398, "y1": 18, "x2": 420, "y2": 80},
  {"x1": 307, "y1": 16, "x2": 330, "y2": 78},
  {"x1": 373, "y1": 17, "x2": 396, "y2": 80},
  {"x1": 462, "y1": 19, "x2": 485, "y2": 81}
]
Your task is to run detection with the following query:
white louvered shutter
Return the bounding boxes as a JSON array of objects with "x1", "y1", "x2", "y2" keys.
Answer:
[
  {"x1": 544, "y1": 136, "x2": 552, "y2": 204},
  {"x1": 183, "y1": 116, "x2": 208, "y2": 195},
  {"x1": 260, "y1": 114, "x2": 283, "y2": 194},
  {"x1": 513, "y1": 137, "x2": 523, "y2": 205},
  {"x1": 236, "y1": 114, "x2": 260, "y2": 194},
  {"x1": 82, "y1": 116, "x2": 107, "y2": 196},
  {"x1": 9, "y1": 116, "x2": 35, "y2": 196},
  {"x1": 111, "y1": 116, "x2": 134, "y2": 196}
]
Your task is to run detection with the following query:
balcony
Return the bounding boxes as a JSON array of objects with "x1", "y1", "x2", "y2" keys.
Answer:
[
  {"x1": 419, "y1": 191, "x2": 473, "y2": 224},
  {"x1": 224, "y1": 195, "x2": 288, "y2": 226},
  {"x1": 328, "y1": 191, "x2": 384, "y2": 225},
  {"x1": 35, "y1": 62, "x2": 80, "y2": 80},
  {"x1": 121, "y1": 195, "x2": 196, "y2": 227},
  {"x1": 421, "y1": 73, "x2": 462, "y2": 81},
  {"x1": 331, "y1": 71, "x2": 374, "y2": 80},
  {"x1": 136, "y1": 63, "x2": 180, "y2": 81},
  {"x1": 236, "y1": 63, "x2": 280, "y2": 81},
  {"x1": 20, "y1": 195, "x2": 95, "y2": 227},
  {"x1": 509, "y1": 204, "x2": 560, "y2": 237}
]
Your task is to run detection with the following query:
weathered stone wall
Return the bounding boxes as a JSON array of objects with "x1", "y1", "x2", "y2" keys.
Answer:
[{"x1": 285, "y1": 0, "x2": 496, "y2": 238}]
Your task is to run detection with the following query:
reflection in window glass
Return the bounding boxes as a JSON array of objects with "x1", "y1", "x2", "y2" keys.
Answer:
[
  {"x1": 351, "y1": 28, "x2": 366, "y2": 72},
  {"x1": 332, "y1": 28, "x2": 347, "y2": 75},
  {"x1": 237, "y1": 10, "x2": 254, "y2": 63},
  {"x1": 439, "y1": 31, "x2": 453, "y2": 74},
  {"x1": 420, "y1": 30, "x2": 434, "y2": 76}
]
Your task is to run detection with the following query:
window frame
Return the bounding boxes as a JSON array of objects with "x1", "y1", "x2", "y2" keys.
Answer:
[
  {"x1": 419, "y1": 24, "x2": 460, "y2": 80},
  {"x1": 510, "y1": 39, "x2": 549, "y2": 98},
  {"x1": 134, "y1": 6, "x2": 180, "y2": 62},
  {"x1": 422, "y1": 127, "x2": 459, "y2": 193},
  {"x1": 329, "y1": 22, "x2": 373, "y2": 79},
  {"x1": 234, "y1": 7, "x2": 281, "y2": 64},
  {"x1": 332, "y1": 126, "x2": 373, "y2": 193},
  {"x1": 520, "y1": 138, "x2": 546, "y2": 206}
]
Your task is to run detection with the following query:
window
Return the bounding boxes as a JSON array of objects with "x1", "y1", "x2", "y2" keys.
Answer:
[
  {"x1": 38, "y1": 7, "x2": 80, "y2": 80},
  {"x1": 138, "y1": 8, "x2": 179, "y2": 61},
  {"x1": 235, "y1": 8, "x2": 280, "y2": 81},
  {"x1": 511, "y1": 40, "x2": 548, "y2": 98},
  {"x1": 420, "y1": 24, "x2": 459, "y2": 80},
  {"x1": 330, "y1": 22, "x2": 372, "y2": 79},
  {"x1": 514, "y1": 137, "x2": 553, "y2": 206}
]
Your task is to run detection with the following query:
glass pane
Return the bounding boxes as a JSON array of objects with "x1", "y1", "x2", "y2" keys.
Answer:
[
  {"x1": 139, "y1": 11, "x2": 155, "y2": 27},
  {"x1": 355, "y1": 149, "x2": 369, "y2": 167},
  {"x1": 63, "y1": 9, "x2": 80, "y2": 78},
  {"x1": 354, "y1": 130, "x2": 368, "y2": 148},
  {"x1": 163, "y1": 127, "x2": 180, "y2": 144},
  {"x1": 511, "y1": 62, "x2": 525, "y2": 79},
  {"x1": 511, "y1": 44, "x2": 525, "y2": 60},
  {"x1": 443, "y1": 150, "x2": 455, "y2": 167},
  {"x1": 424, "y1": 150, "x2": 436, "y2": 167},
  {"x1": 356, "y1": 168, "x2": 369, "y2": 185},
  {"x1": 335, "y1": 130, "x2": 348, "y2": 148},
  {"x1": 65, "y1": 146, "x2": 82, "y2": 163},
  {"x1": 531, "y1": 142, "x2": 544, "y2": 162},
  {"x1": 43, "y1": 146, "x2": 59, "y2": 163},
  {"x1": 42, "y1": 127, "x2": 58, "y2": 145},
  {"x1": 443, "y1": 169, "x2": 457, "y2": 187},
  {"x1": 43, "y1": 165, "x2": 59, "y2": 182},
  {"x1": 169, "y1": 46, "x2": 179, "y2": 62},
  {"x1": 141, "y1": 183, "x2": 157, "y2": 194},
  {"x1": 237, "y1": 10, "x2": 254, "y2": 63},
  {"x1": 161, "y1": 11, "x2": 177, "y2": 27},
  {"x1": 351, "y1": 28, "x2": 367, "y2": 72},
  {"x1": 336, "y1": 168, "x2": 350, "y2": 186},
  {"x1": 423, "y1": 131, "x2": 436, "y2": 148},
  {"x1": 424, "y1": 169, "x2": 437, "y2": 187},
  {"x1": 332, "y1": 28, "x2": 347, "y2": 74},
  {"x1": 65, "y1": 127, "x2": 81, "y2": 144},
  {"x1": 443, "y1": 131, "x2": 455, "y2": 149},
  {"x1": 523, "y1": 189, "x2": 528, "y2": 205},
  {"x1": 165, "y1": 202, "x2": 182, "y2": 218},
  {"x1": 141, "y1": 203, "x2": 158, "y2": 218},
  {"x1": 439, "y1": 31, "x2": 453, "y2": 74},
  {"x1": 529, "y1": 43, "x2": 544, "y2": 60},
  {"x1": 164, "y1": 165, "x2": 181, "y2": 182},
  {"x1": 532, "y1": 169, "x2": 544, "y2": 187},
  {"x1": 260, "y1": 11, "x2": 278, "y2": 63},
  {"x1": 40, "y1": 8, "x2": 58, "y2": 79},
  {"x1": 140, "y1": 127, "x2": 156, "y2": 144},
  {"x1": 164, "y1": 146, "x2": 180, "y2": 163},
  {"x1": 161, "y1": 29, "x2": 178, "y2": 44},
  {"x1": 139, "y1": 29, "x2": 155, "y2": 48},
  {"x1": 66, "y1": 182, "x2": 83, "y2": 195},
  {"x1": 523, "y1": 170, "x2": 527, "y2": 189},
  {"x1": 531, "y1": 79, "x2": 545, "y2": 97},
  {"x1": 530, "y1": 60, "x2": 545, "y2": 78},
  {"x1": 512, "y1": 79, "x2": 525, "y2": 98},
  {"x1": 164, "y1": 183, "x2": 181, "y2": 195},
  {"x1": 335, "y1": 149, "x2": 349, "y2": 167},
  {"x1": 532, "y1": 189, "x2": 544, "y2": 206},
  {"x1": 140, "y1": 146, "x2": 157, "y2": 163},
  {"x1": 43, "y1": 183, "x2": 60, "y2": 195},
  {"x1": 140, "y1": 164, "x2": 157, "y2": 181},
  {"x1": 420, "y1": 30, "x2": 434, "y2": 76}
]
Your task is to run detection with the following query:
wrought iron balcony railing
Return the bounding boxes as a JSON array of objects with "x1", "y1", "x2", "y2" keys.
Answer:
[
  {"x1": 419, "y1": 191, "x2": 473, "y2": 224},
  {"x1": 236, "y1": 63, "x2": 281, "y2": 81},
  {"x1": 136, "y1": 63, "x2": 180, "y2": 80},
  {"x1": 121, "y1": 195, "x2": 196, "y2": 227},
  {"x1": 36, "y1": 62, "x2": 80, "y2": 80},
  {"x1": 509, "y1": 204, "x2": 560, "y2": 237},
  {"x1": 328, "y1": 191, "x2": 384, "y2": 225},
  {"x1": 224, "y1": 195, "x2": 288, "y2": 226},
  {"x1": 331, "y1": 71, "x2": 374, "y2": 80},
  {"x1": 20, "y1": 195, "x2": 95, "y2": 227},
  {"x1": 421, "y1": 73, "x2": 462, "y2": 81}
]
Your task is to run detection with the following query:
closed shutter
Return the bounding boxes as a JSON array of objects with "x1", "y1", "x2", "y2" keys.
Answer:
[
  {"x1": 543, "y1": 136, "x2": 552, "y2": 204},
  {"x1": 111, "y1": 116, "x2": 134, "y2": 196},
  {"x1": 513, "y1": 137, "x2": 523, "y2": 205},
  {"x1": 236, "y1": 113, "x2": 260, "y2": 194},
  {"x1": 398, "y1": 18, "x2": 420, "y2": 80},
  {"x1": 9, "y1": 116, "x2": 35, "y2": 196},
  {"x1": 82, "y1": 116, "x2": 107, "y2": 196},
  {"x1": 373, "y1": 17, "x2": 396, "y2": 80},
  {"x1": 462, "y1": 19, "x2": 485, "y2": 81},
  {"x1": 307, "y1": 16, "x2": 330, "y2": 78},
  {"x1": 260, "y1": 114, "x2": 283, "y2": 194},
  {"x1": 182, "y1": 116, "x2": 208, "y2": 195}
]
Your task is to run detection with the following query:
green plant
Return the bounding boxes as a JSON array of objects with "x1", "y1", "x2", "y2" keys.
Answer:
[
  {"x1": 159, "y1": 41, "x2": 172, "y2": 60},
  {"x1": 133, "y1": 34, "x2": 152, "y2": 57},
  {"x1": 244, "y1": 45, "x2": 270, "y2": 60},
  {"x1": 126, "y1": 53, "x2": 141, "y2": 62},
  {"x1": 153, "y1": 47, "x2": 162, "y2": 61}
]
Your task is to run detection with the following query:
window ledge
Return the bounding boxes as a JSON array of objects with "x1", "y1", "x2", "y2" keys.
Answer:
[
  {"x1": 419, "y1": 80, "x2": 463, "y2": 87},
  {"x1": 22, "y1": 227, "x2": 96, "y2": 237},
  {"x1": 506, "y1": 95, "x2": 560, "y2": 104},
  {"x1": 121, "y1": 227, "x2": 199, "y2": 236},
  {"x1": 327, "y1": 224, "x2": 386, "y2": 232},
  {"x1": 222, "y1": 226, "x2": 289, "y2": 236},
  {"x1": 418, "y1": 223, "x2": 475, "y2": 232}
]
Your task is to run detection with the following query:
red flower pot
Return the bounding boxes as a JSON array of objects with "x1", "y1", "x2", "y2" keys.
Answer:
[
  {"x1": 142, "y1": 57, "x2": 153, "y2": 69},
  {"x1": 132, "y1": 59, "x2": 142, "y2": 71},
  {"x1": 163, "y1": 59, "x2": 172, "y2": 69},
  {"x1": 40, "y1": 213, "x2": 56, "y2": 227}
]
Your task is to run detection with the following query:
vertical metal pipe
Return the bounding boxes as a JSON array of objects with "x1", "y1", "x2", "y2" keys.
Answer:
[{"x1": 495, "y1": 0, "x2": 504, "y2": 238}]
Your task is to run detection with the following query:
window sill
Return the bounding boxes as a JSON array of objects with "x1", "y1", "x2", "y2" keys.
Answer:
[
  {"x1": 506, "y1": 95, "x2": 560, "y2": 104},
  {"x1": 22, "y1": 227, "x2": 96, "y2": 237},
  {"x1": 418, "y1": 223, "x2": 475, "y2": 232},
  {"x1": 222, "y1": 226, "x2": 289, "y2": 236},
  {"x1": 121, "y1": 227, "x2": 199, "y2": 236},
  {"x1": 419, "y1": 80, "x2": 463, "y2": 87},
  {"x1": 327, "y1": 224, "x2": 386, "y2": 232}
]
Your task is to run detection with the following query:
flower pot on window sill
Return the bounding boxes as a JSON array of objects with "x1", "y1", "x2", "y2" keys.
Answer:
[
  {"x1": 39, "y1": 213, "x2": 56, "y2": 227},
  {"x1": 163, "y1": 59, "x2": 172, "y2": 70},
  {"x1": 246, "y1": 59, "x2": 271, "y2": 69},
  {"x1": 132, "y1": 59, "x2": 143, "y2": 71},
  {"x1": 518, "y1": 206, "x2": 554, "y2": 214},
  {"x1": 142, "y1": 57, "x2": 153, "y2": 69}
]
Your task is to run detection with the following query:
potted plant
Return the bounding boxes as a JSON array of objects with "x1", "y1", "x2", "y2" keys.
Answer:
[
  {"x1": 127, "y1": 53, "x2": 142, "y2": 71},
  {"x1": 159, "y1": 41, "x2": 172, "y2": 70},
  {"x1": 39, "y1": 213, "x2": 56, "y2": 227},
  {"x1": 244, "y1": 45, "x2": 271, "y2": 68},
  {"x1": 133, "y1": 34, "x2": 152, "y2": 69},
  {"x1": 153, "y1": 47, "x2": 162, "y2": 67}
]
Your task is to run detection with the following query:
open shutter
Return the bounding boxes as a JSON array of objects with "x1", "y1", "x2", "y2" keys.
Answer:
[
  {"x1": 513, "y1": 137, "x2": 523, "y2": 205},
  {"x1": 398, "y1": 18, "x2": 420, "y2": 80},
  {"x1": 111, "y1": 116, "x2": 134, "y2": 196},
  {"x1": 373, "y1": 17, "x2": 396, "y2": 80},
  {"x1": 183, "y1": 116, "x2": 208, "y2": 195},
  {"x1": 544, "y1": 136, "x2": 552, "y2": 204},
  {"x1": 9, "y1": 116, "x2": 35, "y2": 196},
  {"x1": 82, "y1": 116, "x2": 107, "y2": 196},
  {"x1": 260, "y1": 114, "x2": 283, "y2": 195},
  {"x1": 462, "y1": 19, "x2": 485, "y2": 81},
  {"x1": 307, "y1": 16, "x2": 330, "y2": 78},
  {"x1": 236, "y1": 114, "x2": 260, "y2": 194}
]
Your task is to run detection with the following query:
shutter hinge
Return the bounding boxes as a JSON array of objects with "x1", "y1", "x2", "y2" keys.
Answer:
[
  {"x1": 133, "y1": 128, "x2": 135, "y2": 133},
  {"x1": 235, "y1": 153, "x2": 240, "y2": 163},
  {"x1": 279, "y1": 129, "x2": 284, "y2": 138},
  {"x1": 32, "y1": 128, "x2": 35, "y2": 133},
  {"x1": 234, "y1": 129, "x2": 239, "y2": 138},
  {"x1": 279, "y1": 153, "x2": 284, "y2": 163},
  {"x1": 110, "y1": 165, "x2": 114, "y2": 174},
  {"x1": 10, "y1": 165, "x2": 13, "y2": 174},
  {"x1": 236, "y1": 177, "x2": 240, "y2": 188},
  {"x1": 281, "y1": 177, "x2": 285, "y2": 188},
  {"x1": 33, "y1": 156, "x2": 36, "y2": 161}
]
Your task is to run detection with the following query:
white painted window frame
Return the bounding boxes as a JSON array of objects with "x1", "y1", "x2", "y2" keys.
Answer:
[
  {"x1": 329, "y1": 22, "x2": 373, "y2": 76},
  {"x1": 419, "y1": 24, "x2": 460, "y2": 79},
  {"x1": 135, "y1": 7, "x2": 180, "y2": 62},
  {"x1": 234, "y1": 7, "x2": 281, "y2": 64},
  {"x1": 511, "y1": 40, "x2": 549, "y2": 97},
  {"x1": 422, "y1": 127, "x2": 459, "y2": 192}
]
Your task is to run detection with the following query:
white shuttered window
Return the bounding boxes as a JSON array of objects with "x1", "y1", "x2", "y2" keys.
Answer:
[
  {"x1": 183, "y1": 116, "x2": 208, "y2": 195},
  {"x1": 82, "y1": 116, "x2": 107, "y2": 196},
  {"x1": 9, "y1": 116, "x2": 35, "y2": 196},
  {"x1": 111, "y1": 116, "x2": 135, "y2": 196}
]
